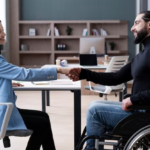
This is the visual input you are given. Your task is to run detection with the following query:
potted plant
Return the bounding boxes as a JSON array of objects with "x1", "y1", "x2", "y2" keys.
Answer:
[
  {"x1": 66, "y1": 26, "x2": 73, "y2": 35},
  {"x1": 109, "y1": 42, "x2": 116, "y2": 50}
]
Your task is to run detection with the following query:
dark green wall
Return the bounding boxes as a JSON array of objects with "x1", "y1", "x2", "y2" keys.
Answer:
[{"x1": 20, "y1": 0, "x2": 136, "y2": 60}]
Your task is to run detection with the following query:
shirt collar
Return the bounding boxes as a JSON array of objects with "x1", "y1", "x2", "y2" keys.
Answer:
[{"x1": 142, "y1": 36, "x2": 150, "y2": 48}]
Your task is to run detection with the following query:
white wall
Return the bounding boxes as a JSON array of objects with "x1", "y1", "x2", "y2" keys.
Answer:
[{"x1": 148, "y1": 0, "x2": 150, "y2": 10}]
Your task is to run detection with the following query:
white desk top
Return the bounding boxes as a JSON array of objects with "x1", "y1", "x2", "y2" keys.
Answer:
[
  {"x1": 13, "y1": 79, "x2": 81, "y2": 91},
  {"x1": 42, "y1": 64, "x2": 107, "y2": 70}
]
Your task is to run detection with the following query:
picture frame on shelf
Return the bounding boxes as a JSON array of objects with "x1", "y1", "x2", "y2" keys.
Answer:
[{"x1": 29, "y1": 28, "x2": 36, "y2": 36}]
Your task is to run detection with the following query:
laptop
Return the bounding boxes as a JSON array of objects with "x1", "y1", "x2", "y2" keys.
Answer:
[{"x1": 79, "y1": 54, "x2": 97, "y2": 66}]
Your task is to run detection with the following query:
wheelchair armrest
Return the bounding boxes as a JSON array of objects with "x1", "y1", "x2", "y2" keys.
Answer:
[{"x1": 128, "y1": 105, "x2": 150, "y2": 110}]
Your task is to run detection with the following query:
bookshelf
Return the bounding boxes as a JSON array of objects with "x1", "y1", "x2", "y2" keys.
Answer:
[{"x1": 15, "y1": 20, "x2": 128, "y2": 68}]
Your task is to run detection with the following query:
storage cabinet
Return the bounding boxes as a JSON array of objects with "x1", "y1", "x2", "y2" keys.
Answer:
[{"x1": 16, "y1": 20, "x2": 128, "y2": 68}]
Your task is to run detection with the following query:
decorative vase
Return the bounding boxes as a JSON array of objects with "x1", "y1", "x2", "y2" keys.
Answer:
[{"x1": 110, "y1": 46, "x2": 115, "y2": 50}]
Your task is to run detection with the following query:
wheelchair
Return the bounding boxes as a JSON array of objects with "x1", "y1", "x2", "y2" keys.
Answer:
[{"x1": 76, "y1": 94, "x2": 150, "y2": 150}]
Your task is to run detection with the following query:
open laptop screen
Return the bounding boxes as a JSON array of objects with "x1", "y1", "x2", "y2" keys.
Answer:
[{"x1": 79, "y1": 54, "x2": 97, "y2": 66}]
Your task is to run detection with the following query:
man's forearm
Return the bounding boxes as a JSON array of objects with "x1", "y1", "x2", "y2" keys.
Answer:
[{"x1": 79, "y1": 67, "x2": 132, "y2": 86}]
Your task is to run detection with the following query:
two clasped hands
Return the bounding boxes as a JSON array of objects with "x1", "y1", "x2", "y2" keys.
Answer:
[{"x1": 57, "y1": 67, "x2": 81, "y2": 81}]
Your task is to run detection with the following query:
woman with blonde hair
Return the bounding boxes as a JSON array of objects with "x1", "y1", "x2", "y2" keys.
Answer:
[{"x1": 0, "y1": 21, "x2": 69, "y2": 150}]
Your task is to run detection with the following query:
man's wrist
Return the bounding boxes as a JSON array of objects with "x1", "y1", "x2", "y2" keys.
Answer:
[{"x1": 127, "y1": 98, "x2": 133, "y2": 106}]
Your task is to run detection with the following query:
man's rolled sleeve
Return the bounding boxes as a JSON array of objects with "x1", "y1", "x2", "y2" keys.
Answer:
[{"x1": 130, "y1": 94, "x2": 141, "y2": 105}]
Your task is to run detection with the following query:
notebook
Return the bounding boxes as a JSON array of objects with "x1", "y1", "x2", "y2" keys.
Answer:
[
  {"x1": 50, "y1": 80, "x2": 73, "y2": 85},
  {"x1": 32, "y1": 81, "x2": 50, "y2": 85}
]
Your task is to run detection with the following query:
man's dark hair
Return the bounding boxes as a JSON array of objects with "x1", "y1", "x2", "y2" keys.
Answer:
[{"x1": 140, "y1": 11, "x2": 150, "y2": 22}]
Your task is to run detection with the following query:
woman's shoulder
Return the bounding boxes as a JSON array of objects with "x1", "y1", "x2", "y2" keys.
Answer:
[{"x1": 0, "y1": 55, "x2": 7, "y2": 62}]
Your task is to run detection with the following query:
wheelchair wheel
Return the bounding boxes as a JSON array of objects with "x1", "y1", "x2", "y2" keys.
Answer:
[{"x1": 124, "y1": 125, "x2": 150, "y2": 150}]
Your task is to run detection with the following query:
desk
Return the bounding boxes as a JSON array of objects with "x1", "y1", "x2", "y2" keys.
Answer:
[{"x1": 13, "y1": 80, "x2": 81, "y2": 150}]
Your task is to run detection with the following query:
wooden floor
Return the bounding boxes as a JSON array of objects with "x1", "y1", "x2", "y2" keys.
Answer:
[{"x1": 0, "y1": 90, "x2": 131, "y2": 150}]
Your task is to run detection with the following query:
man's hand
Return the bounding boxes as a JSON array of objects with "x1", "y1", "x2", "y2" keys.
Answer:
[
  {"x1": 12, "y1": 83, "x2": 24, "y2": 87},
  {"x1": 67, "y1": 68, "x2": 81, "y2": 81},
  {"x1": 122, "y1": 97, "x2": 133, "y2": 111}
]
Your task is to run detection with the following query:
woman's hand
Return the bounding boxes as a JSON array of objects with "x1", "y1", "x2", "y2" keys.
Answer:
[
  {"x1": 57, "y1": 67, "x2": 71, "y2": 74},
  {"x1": 12, "y1": 83, "x2": 24, "y2": 87},
  {"x1": 56, "y1": 67, "x2": 81, "y2": 81}
]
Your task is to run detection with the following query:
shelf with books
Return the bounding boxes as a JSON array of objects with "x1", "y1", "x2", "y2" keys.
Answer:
[
  {"x1": 19, "y1": 22, "x2": 51, "y2": 36},
  {"x1": 12, "y1": 20, "x2": 128, "y2": 66},
  {"x1": 90, "y1": 22, "x2": 127, "y2": 36},
  {"x1": 54, "y1": 23, "x2": 87, "y2": 36}
]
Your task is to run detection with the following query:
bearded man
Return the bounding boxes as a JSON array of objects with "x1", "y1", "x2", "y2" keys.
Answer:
[{"x1": 66, "y1": 11, "x2": 150, "y2": 150}]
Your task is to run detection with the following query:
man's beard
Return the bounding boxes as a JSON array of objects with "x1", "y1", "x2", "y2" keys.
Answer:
[{"x1": 133, "y1": 27, "x2": 148, "y2": 44}]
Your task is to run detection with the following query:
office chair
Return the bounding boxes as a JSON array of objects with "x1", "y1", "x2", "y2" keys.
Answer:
[
  {"x1": 0, "y1": 103, "x2": 14, "y2": 140},
  {"x1": 84, "y1": 56, "x2": 129, "y2": 102},
  {"x1": 76, "y1": 94, "x2": 150, "y2": 150},
  {"x1": 0, "y1": 102, "x2": 33, "y2": 148}
]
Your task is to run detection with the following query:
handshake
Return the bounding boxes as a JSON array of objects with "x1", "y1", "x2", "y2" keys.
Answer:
[{"x1": 57, "y1": 67, "x2": 81, "y2": 82}]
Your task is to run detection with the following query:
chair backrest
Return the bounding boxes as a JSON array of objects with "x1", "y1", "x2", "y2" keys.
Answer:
[
  {"x1": 88, "y1": 56, "x2": 129, "y2": 94},
  {"x1": 105, "y1": 56, "x2": 129, "y2": 73},
  {"x1": 0, "y1": 103, "x2": 14, "y2": 140},
  {"x1": 105, "y1": 56, "x2": 129, "y2": 90}
]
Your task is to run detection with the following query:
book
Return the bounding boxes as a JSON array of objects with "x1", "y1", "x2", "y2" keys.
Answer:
[
  {"x1": 54, "y1": 27, "x2": 59, "y2": 36},
  {"x1": 92, "y1": 29, "x2": 99, "y2": 36},
  {"x1": 47, "y1": 29, "x2": 51, "y2": 36},
  {"x1": 82, "y1": 29, "x2": 88, "y2": 36},
  {"x1": 100, "y1": 28, "x2": 108, "y2": 36}
]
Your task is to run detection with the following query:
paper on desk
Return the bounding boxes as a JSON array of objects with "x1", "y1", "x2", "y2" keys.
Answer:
[
  {"x1": 50, "y1": 80, "x2": 74, "y2": 85},
  {"x1": 32, "y1": 81, "x2": 50, "y2": 85}
]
